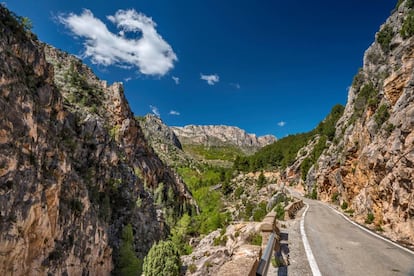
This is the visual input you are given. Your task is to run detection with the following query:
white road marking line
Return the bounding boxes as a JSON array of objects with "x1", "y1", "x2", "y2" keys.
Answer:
[
  {"x1": 300, "y1": 203, "x2": 322, "y2": 276},
  {"x1": 327, "y1": 205, "x2": 414, "y2": 256}
]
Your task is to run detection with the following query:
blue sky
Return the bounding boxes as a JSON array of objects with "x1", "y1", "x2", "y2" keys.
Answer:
[{"x1": 5, "y1": 1, "x2": 396, "y2": 137}]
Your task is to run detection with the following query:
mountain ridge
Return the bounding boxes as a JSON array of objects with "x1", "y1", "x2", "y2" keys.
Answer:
[{"x1": 171, "y1": 124, "x2": 276, "y2": 154}]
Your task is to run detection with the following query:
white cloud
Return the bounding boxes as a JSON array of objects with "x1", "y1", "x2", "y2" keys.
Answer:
[
  {"x1": 200, "y1": 73, "x2": 220, "y2": 85},
  {"x1": 150, "y1": 105, "x2": 160, "y2": 117},
  {"x1": 172, "y1": 76, "x2": 180, "y2": 85},
  {"x1": 169, "y1": 110, "x2": 180, "y2": 116},
  {"x1": 59, "y1": 9, "x2": 177, "y2": 76},
  {"x1": 277, "y1": 121, "x2": 286, "y2": 127},
  {"x1": 124, "y1": 77, "x2": 132, "y2": 82}
]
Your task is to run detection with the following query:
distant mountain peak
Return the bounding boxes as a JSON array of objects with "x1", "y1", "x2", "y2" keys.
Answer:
[{"x1": 171, "y1": 124, "x2": 276, "y2": 154}]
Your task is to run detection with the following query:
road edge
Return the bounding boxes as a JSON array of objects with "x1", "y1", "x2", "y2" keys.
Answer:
[
  {"x1": 327, "y1": 205, "x2": 414, "y2": 256},
  {"x1": 300, "y1": 203, "x2": 322, "y2": 276}
]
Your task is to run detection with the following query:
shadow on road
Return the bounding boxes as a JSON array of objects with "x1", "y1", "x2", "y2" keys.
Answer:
[{"x1": 276, "y1": 231, "x2": 290, "y2": 276}]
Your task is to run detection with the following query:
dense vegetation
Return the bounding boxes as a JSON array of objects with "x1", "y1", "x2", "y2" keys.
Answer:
[
  {"x1": 143, "y1": 241, "x2": 181, "y2": 276},
  {"x1": 234, "y1": 104, "x2": 344, "y2": 179},
  {"x1": 183, "y1": 144, "x2": 244, "y2": 162}
]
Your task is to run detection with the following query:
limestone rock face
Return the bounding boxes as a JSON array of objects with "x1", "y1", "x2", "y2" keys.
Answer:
[
  {"x1": 138, "y1": 114, "x2": 191, "y2": 167},
  {"x1": 172, "y1": 125, "x2": 276, "y2": 154},
  {"x1": 0, "y1": 7, "x2": 193, "y2": 275},
  {"x1": 308, "y1": 1, "x2": 414, "y2": 246}
]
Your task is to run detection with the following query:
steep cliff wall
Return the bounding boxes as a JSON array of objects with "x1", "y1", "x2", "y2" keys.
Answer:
[
  {"x1": 0, "y1": 6, "x2": 193, "y2": 275},
  {"x1": 308, "y1": 1, "x2": 414, "y2": 246}
]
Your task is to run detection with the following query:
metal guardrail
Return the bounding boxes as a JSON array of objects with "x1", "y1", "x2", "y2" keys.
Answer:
[{"x1": 256, "y1": 232, "x2": 276, "y2": 276}]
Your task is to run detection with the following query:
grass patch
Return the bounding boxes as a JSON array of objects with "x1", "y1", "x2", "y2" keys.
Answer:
[
  {"x1": 247, "y1": 233, "x2": 262, "y2": 246},
  {"x1": 365, "y1": 212, "x2": 375, "y2": 224}
]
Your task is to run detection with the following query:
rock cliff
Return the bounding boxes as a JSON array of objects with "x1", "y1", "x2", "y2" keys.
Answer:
[
  {"x1": 138, "y1": 114, "x2": 192, "y2": 168},
  {"x1": 172, "y1": 125, "x2": 276, "y2": 154},
  {"x1": 0, "y1": 6, "x2": 194, "y2": 275},
  {"x1": 307, "y1": 1, "x2": 414, "y2": 246}
]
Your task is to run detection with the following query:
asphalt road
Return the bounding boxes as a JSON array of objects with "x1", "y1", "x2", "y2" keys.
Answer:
[{"x1": 304, "y1": 199, "x2": 414, "y2": 276}]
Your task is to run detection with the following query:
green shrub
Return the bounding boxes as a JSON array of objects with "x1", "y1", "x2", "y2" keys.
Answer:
[
  {"x1": 401, "y1": 11, "x2": 414, "y2": 39},
  {"x1": 213, "y1": 235, "x2": 228, "y2": 246},
  {"x1": 300, "y1": 158, "x2": 313, "y2": 181},
  {"x1": 365, "y1": 212, "x2": 375, "y2": 224},
  {"x1": 375, "y1": 104, "x2": 390, "y2": 127},
  {"x1": 143, "y1": 240, "x2": 181, "y2": 276},
  {"x1": 341, "y1": 202, "x2": 348, "y2": 210},
  {"x1": 377, "y1": 25, "x2": 394, "y2": 52},
  {"x1": 253, "y1": 202, "x2": 268, "y2": 221},
  {"x1": 234, "y1": 186, "x2": 244, "y2": 199},
  {"x1": 274, "y1": 203, "x2": 285, "y2": 220},
  {"x1": 307, "y1": 187, "x2": 317, "y2": 200},
  {"x1": 257, "y1": 171, "x2": 266, "y2": 189},
  {"x1": 331, "y1": 192, "x2": 339, "y2": 203},
  {"x1": 384, "y1": 123, "x2": 395, "y2": 135},
  {"x1": 352, "y1": 68, "x2": 365, "y2": 90},
  {"x1": 345, "y1": 209, "x2": 355, "y2": 215}
]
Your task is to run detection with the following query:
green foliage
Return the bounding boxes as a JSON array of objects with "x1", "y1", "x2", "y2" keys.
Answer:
[
  {"x1": 252, "y1": 201, "x2": 268, "y2": 221},
  {"x1": 234, "y1": 186, "x2": 245, "y2": 199},
  {"x1": 352, "y1": 68, "x2": 365, "y2": 91},
  {"x1": 384, "y1": 123, "x2": 396, "y2": 135},
  {"x1": 183, "y1": 144, "x2": 244, "y2": 161},
  {"x1": 374, "y1": 104, "x2": 390, "y2": 127},
  {"x1": 315, "y1": 104, "x2": 345, "y2": 141},
  {"x1": 257, "y1": 171, "x2": 266, "y2": 189},
  {"x1": 377, "y1": 25, "x2": 394, "y2": 53},
  {"x1": 170, "y1": 214, "x2": 192, "y2": 255},
  {"x1": 241, "y1": 200, "x2": 255, "y2": 220},
  {"x1": 331, "y1": 192, "x2": 339, "y2": 203},
  {"x1": 351, "y1": 82, "x2": 379, "y2": 127},
  {"x1": 274, "y1": 203, "x2": 285, "y2": 220},
  {"x1": 188, "y1": 263, "x2": 197, "y2": 273},
  {"x1": 19, "y1": 16, "x2": 32, "y2": 32},
  {"x1": 365, "y1": 212, "x2": 375, "y2": 224},
  {"x1": 247, "y1": 233, "x2": 262, "y2": 246},
  {"x1": 300, "y1": 158, "x2": 312, "y2": 182},
  {"x1": 271, "y1": 256, "x2": 283, "y2": 267},
  {"x1": 236, "y1": 105, "x2": 343, "y2": 175},
  {"x1": 177, "y1": 165, "x2": 233, "y2": 234},
  {"x1": 234, "y1": 132, "x2": 312, "y2": 172},
  {"x1": 401, "y1": 11, "x2": 414, "y2": 38},
  {"x1": 143, "y1": 240, "x2": 181, "y2": 276},
  {"x1": 213, "y1": 234, "x2": 228, "y2": 246},
  {"x1": 341, "y1": 202, "x2": 348, "y2": 210},
  {"x1": 64, "y1": 61, "x2": 104, "y2": 111},
  {"x1": 306, "y1": 187, "x2": 317, "y2": 199},
  {"x1": 118, "y1": 224, "x2": 143, "y2": 276},
  {"x1": 193, "y1": 187, "x2": 229, "y2": 234}
]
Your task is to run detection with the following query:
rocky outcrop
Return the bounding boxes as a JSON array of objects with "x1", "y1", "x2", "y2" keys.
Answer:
[
  {"x1": 138, "y1": 114, "x2": 193, "y2": 168},
  {"x1": 172, "y1": 125, "x2": 276, "y2": 154},
  {"x1": 0, "y1": 6, "x2": 193, "y2": 275},
  {"x1": 307, "y1": 1, "x2": 414, "y2": 246}
]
